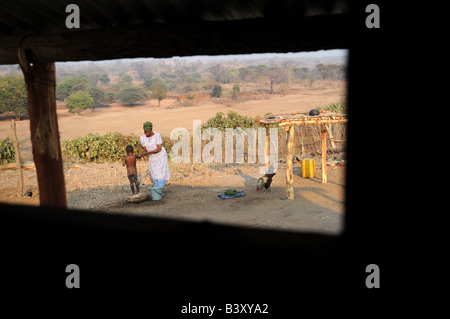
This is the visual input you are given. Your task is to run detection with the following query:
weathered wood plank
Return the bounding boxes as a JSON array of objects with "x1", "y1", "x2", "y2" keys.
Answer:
[
  {"x1": 10, "y1": 120, "x2": 23, "y2": 197},
  {"x1": 265, "y1": 129, "x2": 270, "y2": 171},
  {"x1": 286, "y1": 124, "x2": 295, "y2": 200},
  {"x1": 321, "y1": 125, "x2": 327, "y2": 184},
  {"x1": 18, "y1": 52, "x2": 67, "y2": 208}
]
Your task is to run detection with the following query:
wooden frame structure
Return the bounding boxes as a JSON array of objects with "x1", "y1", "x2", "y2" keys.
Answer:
[
  {"x1": 258, "y1": 112, "x2": 348, "y2": 200},
  {"x1": 17, "y1": 48, "x2": 67, "y2": 207}
]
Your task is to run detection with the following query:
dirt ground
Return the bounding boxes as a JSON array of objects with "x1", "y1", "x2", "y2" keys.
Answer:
[
  {"x1": 0, "y1": 81, "x2": 346, "y2": 234},
  {"x1": 0, "y1": 160, "x2": 345, "y2": 234}
]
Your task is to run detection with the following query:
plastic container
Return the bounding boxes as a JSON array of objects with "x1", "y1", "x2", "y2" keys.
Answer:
[
  {"x1": 149, "y1": 186, "x2": 163, "y2": 200},
  {"x1": 301, "y1": 159, "x2": 315, "y2": 178}
]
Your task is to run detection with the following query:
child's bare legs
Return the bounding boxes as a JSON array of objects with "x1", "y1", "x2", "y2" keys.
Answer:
[
  {"x1": 128, "y1": 175, "x2": 138, "y2": 194},
  {"x1": 135, "y1": 179, "x2": 140, "y2": 194}
]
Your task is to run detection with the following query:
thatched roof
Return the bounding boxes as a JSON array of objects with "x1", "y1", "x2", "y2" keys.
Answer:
[{"x1": 258, "y1": 111, "x2": 348, "y2": 126}]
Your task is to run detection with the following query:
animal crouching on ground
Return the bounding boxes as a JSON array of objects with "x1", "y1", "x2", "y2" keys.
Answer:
[{"x1": 256, "y1": 173, "x2": 276, "y2": 194}]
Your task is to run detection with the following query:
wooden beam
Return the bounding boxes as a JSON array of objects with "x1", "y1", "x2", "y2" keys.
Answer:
[
  {"x1": 286, "y1": 124, "x2": 295, "y2": 200},
  {"x1": 10, "y1": 120, "x2": 24, "y2": 197},
  {"x1": 0, "y1": 14, "x2": 349, "y2": 64},
  {"x1": 278, "y1": 118, "x2": 348, "y2": 126},
  {"x1": 321, "y1": 125, "x2": 327, "y2": 183},
  {"x1": 265, "y1": 126, "x2": 270, "y2": 171},
  {"x1": 18, "y1": 49, "x2": 67, "y2": 208}
]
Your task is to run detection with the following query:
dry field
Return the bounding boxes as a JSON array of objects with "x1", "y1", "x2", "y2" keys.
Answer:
[{"x1": 0, "y1": 80, "x2": 347, "y2": 234}]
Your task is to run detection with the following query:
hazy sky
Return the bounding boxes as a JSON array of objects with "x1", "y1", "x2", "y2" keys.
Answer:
[
  {"x1": 126, "y1": 49, "x2": 348, "y2": 62},
  {"x1": 55, "y1": 49, "x2": 348, "y2": 66},
  {"x1": 171, "y1": 49, "x2": 348, "y2": 61}
]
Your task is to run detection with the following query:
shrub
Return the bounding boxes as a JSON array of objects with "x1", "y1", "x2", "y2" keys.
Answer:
[
  {"x1": 56, "y1": 77, "x2": 91, "y2": 101},
  {"x1": 120, "y1": 74, "x2": 133, "y2": 86},
  {"x1": 88, "y1": 86, "x2": 106, "y2": 107},
  {"x1": 231, "y1": 84, "x2": 240, "y2": 100},
  {"x1": 0, "y1": 137, "x2": 15, "y2": 164},
  {"x1": 61, "y1": 132, "x2": 172, "y2": 163},
  {"x1": 0, "y1": 75, "x2": 28, "y2": 118},
  {"x1": 202, "y1": 82, "x2": 212, "y2": 90},
  {"x1": 62, "y1": 132, "x2": 144, "y2": 163},
  {"x1": 98, "y1": 73, "x2": 110, "y2": 84},
  {"x1": 105, "y1": 90, "x2": 116, "y2": 104},
  {"x1": 201, "y1": 110, "x2": 260, "y2": 131},
  {"x1": 66, "y1": 91, "x2": 94, "y2": 114},
  {"x1": 117, "y1": 86, "x2": 147, "y2": 106},
  {"x1": 317, "y1": 99, "x2": 347, "y2": 113},
  {"x1": 210, "y1": 84, "x2": 222, "y2": 98}
]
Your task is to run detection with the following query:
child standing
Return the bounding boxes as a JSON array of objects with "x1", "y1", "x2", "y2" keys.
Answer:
[{"x1": 122, "y1": 145, "x2": 144, "y2": 195}]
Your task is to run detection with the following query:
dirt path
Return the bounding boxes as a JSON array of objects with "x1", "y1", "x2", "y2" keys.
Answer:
[{"x1": 0, "y1": 160, "x2": 345, "y2": 234}]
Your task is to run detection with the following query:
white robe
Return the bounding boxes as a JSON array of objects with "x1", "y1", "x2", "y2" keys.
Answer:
[{"x1": 140, "y1": 133, "x2": 170, "y2": 183}]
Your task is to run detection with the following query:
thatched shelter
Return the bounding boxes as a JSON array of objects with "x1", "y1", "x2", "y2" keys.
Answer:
[{"x1": 259, "y1": 111, "x2": 348, "y2": 199}]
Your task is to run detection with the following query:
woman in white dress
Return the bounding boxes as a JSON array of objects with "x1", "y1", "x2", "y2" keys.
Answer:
[{"x1": 140, "y1": 121, "x2": 170, "y2": 188}]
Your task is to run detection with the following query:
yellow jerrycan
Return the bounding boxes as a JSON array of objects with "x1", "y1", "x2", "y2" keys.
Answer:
[{"x1": 301, "y1": 159, "x2": 315, "y2": 178}]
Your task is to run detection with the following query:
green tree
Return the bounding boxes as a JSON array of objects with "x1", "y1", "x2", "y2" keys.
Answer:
[
  {"x1": 0, "y1": 75, "x2": 28, "y2": 119},
  {"x1": 88, "y1": 86, "x2": 106, "y2": 109},
  {"x1": 87, "y1": 73, "x2": 101, "y2": 86},
  {"x1": 143, "y1": 78, "x2": 158, "y2": 90},
  {"x1": 66, "y1": 91, "x2": 94, "y2": 114},
  {"x1": 56, "y1": 77, "x2": 91, "y2": 101},
  {"x1": 148, "y1": 78, "x2": 168, "y2": 107},
  {"x1": 208, "y1": 64, "x2": 226, "y2": 83},
  {"x1": 231, "y1": 84, "x2": 240, "y2": 100},
  {"x1": 225, "y1": 68, "x2": 240, "y2": 84},
  {"x1": 117, "y1": 86, "x2": 146, "y2": 106},
  {"x1": 238, "y1": 67, "x2": 255, "y2": 83},
  {"x1": 293, "y1": 67, "x2": 310, "y2": 81},
  {"x1": 105, "y1": 90, "x2": 116, "y2": 103},
  {"x1": 256, "y1": 65, "x2": 284, "y2": 94},
  {"x1": 133, "y1": 62, "x2": 153, "y2": 80},
  {"x1": 210, "y1": 84, "x2": 222, "y2": 98},
  {"x1": 98, "y1": 73, "x2": 110, "y2": 84},
  {"x1": 120, "y1": 74, "x2": 133, "y2": 86},
  {"x1": 316, "y1": 64, "x2": 329, "y2": 79}
]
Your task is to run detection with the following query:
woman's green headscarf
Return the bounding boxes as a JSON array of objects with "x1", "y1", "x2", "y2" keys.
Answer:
[{"x1": 143, "y1": 121, "x2": 153, "y2": 131}]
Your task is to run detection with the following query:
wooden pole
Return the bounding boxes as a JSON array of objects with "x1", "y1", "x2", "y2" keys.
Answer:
[
  {"x1": 286, "y1": 124, "x2": 295, "y2": 199},
  {"x1": 321, "y1": 125, "x2": 327, "y2": 183},
  {"x1": 326, "y1": 123, "x2": 336, "y2": 148},
  {"x1": 18, "y1": 49, "x2": 67, "y2": 207},
  {"x1": 10, "y1": 120, "x2": 24, "y2": 197},
  {"x1": 264, "y1": 125, "x2": 270, "y2": 172}
]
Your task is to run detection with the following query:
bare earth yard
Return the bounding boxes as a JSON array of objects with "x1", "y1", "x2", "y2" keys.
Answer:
[{"x1": 0, "y1": 81, "x2": 346, "y2": 234}]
